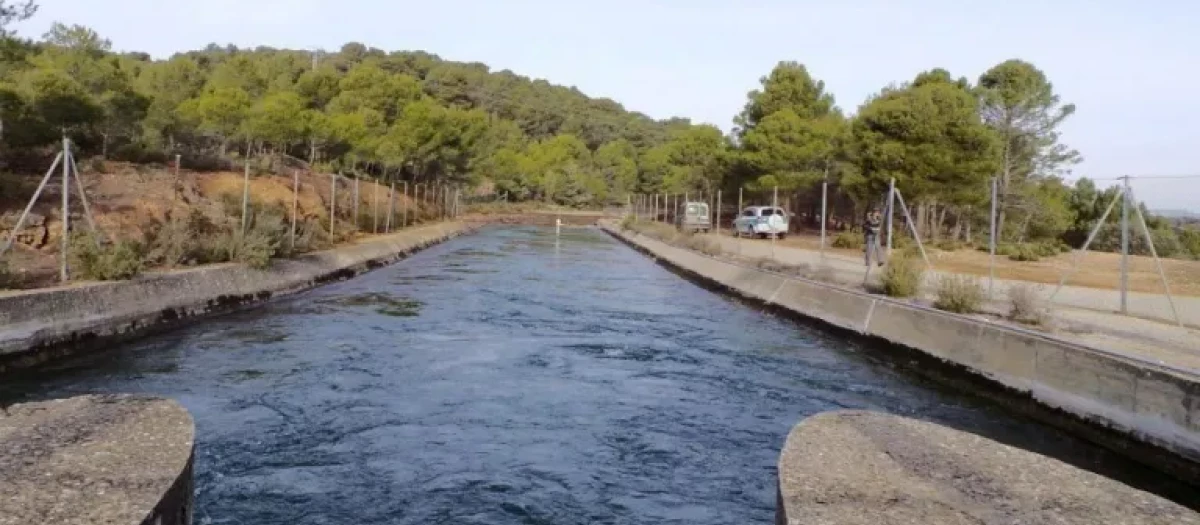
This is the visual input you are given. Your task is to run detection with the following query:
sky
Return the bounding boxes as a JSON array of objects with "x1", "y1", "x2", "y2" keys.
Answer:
[{"x1": 14, "y1": 0, "x2": 1200, "y2": 211}]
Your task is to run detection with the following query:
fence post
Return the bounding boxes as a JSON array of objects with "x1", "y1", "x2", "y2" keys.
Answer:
[
  {"x1": 1119, "y1": 175, "x2": 1130, "y2": 314},
  {"x1": 886, "y1": 178, "x2": 896, "y2": 253},
  {"x1": 989, "y1": 177, "x2": 998, "y2": 299},
  {"x1": 373, "y1": 177, "x2": 379, "y2": 234},
  {"x1": 241, "y1": 156, "x2": 251, "y2": 234},
  {"x1": 329, "y1": 173, "x2": 336, "y2": 240},
  {"x1": 820, "y1": 180, "x2": 828, "y2": 254},
  {"x1": 354, "y1": 176, "x2": 360, "y2": 227},
  {"x1": 60, "y1": 137, "x2": 70, "y2": 282},
  {"x1": 402, "y1": 181, "x2": 409, "y2": 228},
  {"x1": 716, "y1": 190, "x2": 722, "y2": 235},
  {"x1": 772, "y1": 186, "x2": 779, "y2": 252},
  {"x1": 290, "y1": 169, "x2": 298, "y2": 249},
  {"x1": 386, "y1": 176, "x2": 395, "y2": 233}
]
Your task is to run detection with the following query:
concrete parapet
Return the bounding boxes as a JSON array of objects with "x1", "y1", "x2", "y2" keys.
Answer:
[
  {"x1": 0, "y1": 222, "x2": 470, "y2": 372},
  {"x1": 775, "y1": 411, "x2": 1199, "y2": 525},
  {"x1": 604, "y1": 224, "x2": 1200, "y2": 481},
  {"x1": 0, "y1": 394, "x2": 196, "y2": 525}
]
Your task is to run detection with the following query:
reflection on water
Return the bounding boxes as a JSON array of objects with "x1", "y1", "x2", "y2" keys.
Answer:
[{"x1": 1, "y1": 225, "x2": 1194, "y2": 524}]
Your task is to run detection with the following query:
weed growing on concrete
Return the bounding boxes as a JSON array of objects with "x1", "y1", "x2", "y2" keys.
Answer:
[
  {"x1": 619, "y1": 214, "x2": 636, "y2": 231},
  {"x1": 68, "y1": 232, "x2": 145, "y2": 281},
  {"x1": 1008, "y1": 283, "x2": 1049, "y2": 325},
  {"x1": 933, "y1": 274, "x2": 984, "y2": 314},
  {"x1": 880, "y1": 255, "x2": 924, "y2": 298}
]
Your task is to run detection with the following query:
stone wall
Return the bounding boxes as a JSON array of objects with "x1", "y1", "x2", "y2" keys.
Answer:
[
  {"x1": 603, "y1": 224, "x2": 1200, "y2": 483},
  {"x1": 0, "y1": 222, "x2": 470, "y2": 373}
]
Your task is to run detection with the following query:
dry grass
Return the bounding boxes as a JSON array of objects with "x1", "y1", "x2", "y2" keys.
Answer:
[{"x1": 775, "y1": 231, "x2": 1200, "y2": 297}]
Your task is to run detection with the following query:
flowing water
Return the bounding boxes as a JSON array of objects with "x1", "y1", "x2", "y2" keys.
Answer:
[{"x1": 1, "y1": 226, "x2": 1192, "y2": 524}]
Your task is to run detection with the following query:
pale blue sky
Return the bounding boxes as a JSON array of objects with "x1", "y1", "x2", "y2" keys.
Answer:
[{"x1": 16, "y1": 0, "x2": 1200, "y2": 210}]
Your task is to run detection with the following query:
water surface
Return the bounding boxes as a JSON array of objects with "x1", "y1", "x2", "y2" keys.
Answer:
[{"x1": 2, "y1": 226, "x2": 1191, "y2": 524}]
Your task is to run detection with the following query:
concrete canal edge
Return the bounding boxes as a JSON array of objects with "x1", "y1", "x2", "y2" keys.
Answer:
[
  {"x1": 0, "y1": 394, "x2": 196, "y2": 525},
  {"x1": 775, "y1": 411, "x2": 1199, "y2": 525},
  {"x1": 0, "y1": 221, "x2": 473, "y2": 374},
  {"x1": 601, "y1": 224, "x2": 1200, "y2": 485}
]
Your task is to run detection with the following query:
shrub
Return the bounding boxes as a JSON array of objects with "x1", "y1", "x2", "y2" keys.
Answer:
[
  {"x1": 1008, "y1": 283, "x2": 1048, "y2": 325},
  {"x1": 832, "y1": 232, "x2": 861, "y2": 249},
  {"x1": 209, "y1": 228, "x2": 276, "y2": 269},
  {"x1": 620, "y1": 214, "x2": 636, "y2": 231},
  {"x1": 144, "y1": 209, "x2": 219, "y2": 267},
  {"x1": 1007, "y1": 243, "x2": 1041, "y2": 262},
  {"x1": 880, "y1": 254, "x2": 925, "y2": 298},
  {"x1": 68, "y1": 232, "x2": 145, "y2": 281},
  {"x1": 935, "y1": 239, "x2": 964, "y2": 251},
  {"x1": 933, "y1": 274, "x2": 985, "y2": 314}
]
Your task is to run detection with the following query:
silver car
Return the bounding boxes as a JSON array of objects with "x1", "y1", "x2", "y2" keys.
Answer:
[{"x1": 732, "y1": 206, "x2": 788, "y2": 239}]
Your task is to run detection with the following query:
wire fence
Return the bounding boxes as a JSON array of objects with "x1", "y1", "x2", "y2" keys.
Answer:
[
  {"x1": 630, "y1": 175, "x2": 1200, "y2": 329},
  {"x1": 0, "y1": 138, "x2": 466, "y2": 289}
]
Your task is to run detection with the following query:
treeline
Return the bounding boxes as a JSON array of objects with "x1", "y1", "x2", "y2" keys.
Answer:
[
  {"x1": 0, "y1": 4, "x2": 715, "y2": 207},
  {"x1": 727, "y1": 61, "x2": 1199, "y2": 259},
  {"x1": 0, "y1": 1, "x2": 1196, "y2": 259}
]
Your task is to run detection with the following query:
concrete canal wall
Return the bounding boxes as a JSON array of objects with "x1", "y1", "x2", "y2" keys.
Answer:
[
  {"x1": 0, "y1": 222, "x2": 471, "y2": 373},
  {"x1": 603, "y1": 224, "x2": 1200, "y2": 484},
  {"x1": 0, "y1": 394, "x2": 196, "y2": 525}
]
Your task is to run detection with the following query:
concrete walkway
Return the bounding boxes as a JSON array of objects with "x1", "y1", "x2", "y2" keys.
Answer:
[{"x1": 701, "y1": 233, "x2": 1200, "y2": 372}]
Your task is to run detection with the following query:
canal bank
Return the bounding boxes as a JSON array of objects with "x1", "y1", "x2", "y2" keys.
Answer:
[
  {"x1": 0, "y1": 221, "x2": 472, "y2": 373},
  {"x1": 602, "y1": 223, "x2": 1200, "y2": 486}
]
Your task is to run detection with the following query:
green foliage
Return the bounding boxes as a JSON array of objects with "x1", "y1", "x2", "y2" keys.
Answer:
[
  {"x1": 933, "y1": 275, "x2": 984, "y2": 314},
  {"x1": 619, "y1": 213, "x2": 636, "y2": 231},
  {"x1": 848, "y1": 70, "x2": 998, "y2": 205},
  {"x1": 832, "y1": 231, "x2": 861, "y2": 249},
  {"x1": 68, "y1": 232, "x2": 145, "y2": 281},
  {"x1": 880, "y1": 255, "x2": 925, "y2": 298}
]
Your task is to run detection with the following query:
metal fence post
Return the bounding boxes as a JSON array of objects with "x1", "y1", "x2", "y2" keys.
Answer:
[
  {"x1": 290, "y1": 169, "x2": 298, "y2": 249},
  {"x1": 329, "y1": 173, "x2": 336, "y2": 239},
  {"x1": 716, "y1": 190, "x2": 722, "y2": 235},
  {"x1": 1119, "y1": 175, "x2": 1130, "y2": 314},
  {"x1": 989, "y1": 177, "x2": 997, "y2": 299},
  {"x1": 820, "y1": 180, "x2": 828, "y2": 254},
  {"x1": 60, "y1": 137, "x2": 70, "y2": 282},
  {"x1": 241, "y1": 156, "x2": 250, "y2": 234}
]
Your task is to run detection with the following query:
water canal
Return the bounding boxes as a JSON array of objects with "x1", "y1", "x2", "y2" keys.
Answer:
[{"x1": 0, "y1": 226, "x2": 1192, "y2": 524}]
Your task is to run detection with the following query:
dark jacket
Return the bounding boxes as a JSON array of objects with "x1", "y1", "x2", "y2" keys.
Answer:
[{"x1": 864, "y1": 213, "x2": 882, "y2": 235}]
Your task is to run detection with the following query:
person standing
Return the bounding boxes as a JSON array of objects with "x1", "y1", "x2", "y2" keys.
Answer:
[{"x1": 864, "y1": 208, "x2": 884, "y2": 267}]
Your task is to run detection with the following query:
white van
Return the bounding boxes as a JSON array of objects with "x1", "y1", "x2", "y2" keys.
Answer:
[{"x1": 732, "y1": 206, "x2": 788, "y2": 239}]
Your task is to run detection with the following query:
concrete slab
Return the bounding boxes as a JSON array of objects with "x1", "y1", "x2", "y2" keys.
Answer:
[
  {"x1": 0, "y1": 394, "x2": 195, "y2": 525},
  {"x1": 776, "y1": 411, "x2": 1200, "y2": 525}
]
